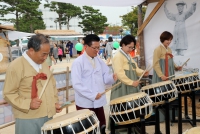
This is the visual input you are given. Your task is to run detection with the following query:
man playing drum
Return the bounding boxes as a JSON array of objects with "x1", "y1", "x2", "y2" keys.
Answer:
[
  {"x1": 71, "y1": 34, "x2": 117, "y2": 134},
  {"x1": 3, "y1": 34, "x2": 62, "y2": 134}
]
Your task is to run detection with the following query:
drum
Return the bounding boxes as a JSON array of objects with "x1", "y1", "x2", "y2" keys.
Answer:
[
  {"x1": 141, "y1": 81, "x2": 178, "y2": 105},
  {"x1": 0, "y1": 38, "x2": 9, "y2": 74},
  {"x1": 172, "y1": 73, "x2": 200, "y2": 93},
  {"x1": 184, "y1": 127, "x2": 200, "y2": 134},
  {"x1": 41, "y1": 109, "x2": 99, "y2": 134},
  {"x1": 109, "y1": 92, "x2": 153, "y2": 125}
]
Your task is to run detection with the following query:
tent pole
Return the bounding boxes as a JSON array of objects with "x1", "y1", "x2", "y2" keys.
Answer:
[{"x1": 137, "y1": 4, "x2": 146, "y2": 69}]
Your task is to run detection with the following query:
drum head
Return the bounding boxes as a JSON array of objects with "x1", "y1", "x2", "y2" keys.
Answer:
[
  {"x1": 186, "y1": 127, "x2": 200, "y2": 134},
  {"x1": 172, "y1": 73, "x2": 198, "y2": 80},
  {"x1": 141, "y1": 80, "x2": 173, "y2": 91},
  {"x1": 0, "y1": 53, "x2": 3, "y2": 62},
  {"x1": 42, "y1": 109, "x2": 94, "y2": 131},
  {"x1": 110, "y1": 92, "x2": 147, "y2": 105}
]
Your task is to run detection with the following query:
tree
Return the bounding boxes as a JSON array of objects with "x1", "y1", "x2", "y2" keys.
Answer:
[
  {"x1": 0, "y1": 0, "x2": 42, "y2": 31},
  {"x1": 61, "y1": 4, "x2": 82, "y2": 30},
  {"x1": 17, "y1": 15, "x2": 45, "y2": 33},
  {"x1": 45, "y1": 2, "x2": 81, "y2": 30},
  {"x1": 79, "y1": 6, "x2": 108, "y2": 35},
  {"x1": 121, "y1": 6, "x2": 146, "y2": 36}
]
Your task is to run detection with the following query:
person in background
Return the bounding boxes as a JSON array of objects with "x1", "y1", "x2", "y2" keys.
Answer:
[
  {"x1": 71, "y1": 34, "x2": 117, "y2": 134},
  {"x1": 3, "y1": 34, "x2": 61, "y2": 134},
  {"x1": 105, "y1": 37, "x2": 113, "y2": 65},
  {"x1": 80, "y1": 37, "x2": 86, "y2": 55},
  {"x1": 53, "y1": 43, "x2": 58, "y2": 63},
  {"x1": 58, "y1": 46, "x2": 63, "y2": 62},
  {"x1": 66, "y1": 41, "x2": 73, "y2": 57},
  {"x1": 76, "y1": 40, "x2": 82, "y2": 56},
  {"x1": 65, "y1": 46, "x2": 70, "y2": 63},
  {"x1": 45, "y1": 47, "x2": 56, "y2": 68}
]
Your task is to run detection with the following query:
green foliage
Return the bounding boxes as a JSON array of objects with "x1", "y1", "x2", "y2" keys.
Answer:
[
  {"x1": 44, "y1": 2, "x2": 65, "y2": 30},
  {"x1": 79, "y1": 6, "x2": 108, "y2": 35},
  {"x1": 121, "y1": 6, "x2": 146, "y2": 36},
  {"x1": 61, "y1": 4, "x2": 82, "y2": 30},
  {"x1": 0, "y1": 0, "x2": 43, "y2": 31},
  {"x1": 44, "y1": 2, "x2": 81, "y2": 30},
  {"x1": 17, "y1": 15, "x2": 45, "y2": 33}
]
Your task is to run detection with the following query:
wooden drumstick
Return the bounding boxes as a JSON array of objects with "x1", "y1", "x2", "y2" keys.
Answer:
[
  {"x1": 138, "y1": 64, "x2": 151, "y2": 81},
  {"x1": 39, "y1": 69, "x2": 54, "y2": 99},
  {"x1": 101, "y1": 82, "x2": 121, "y2": 95},
  {"x1": 147, "y1": 66, "x2": 153, "y2": 72},
  {"x1": 60, "y1": 101, "x2": 72, "y2": 109},
  {"x1": 166, "y1": 75, "x2": 175, "y2": 79},
  {"x1": 181, "y1": 58, "x2": 190, "y2": 68}
]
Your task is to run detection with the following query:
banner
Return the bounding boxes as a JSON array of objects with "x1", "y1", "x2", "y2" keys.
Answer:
[{"x1": 144, "y1": 0, "x2": 200, "y2": 74}]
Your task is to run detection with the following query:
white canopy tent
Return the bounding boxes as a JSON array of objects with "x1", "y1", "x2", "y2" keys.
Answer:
[
  {"x1": 49, "y1": 0, "x2": 145, "y2": 7},
  {"x1": 7, "y1": 31, "x2": 35, "y2": 41}
]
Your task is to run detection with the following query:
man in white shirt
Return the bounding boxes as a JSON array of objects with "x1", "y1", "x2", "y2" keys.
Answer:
[{"x1": 71, "y1": 34, "x2": 117, "y2": 134}]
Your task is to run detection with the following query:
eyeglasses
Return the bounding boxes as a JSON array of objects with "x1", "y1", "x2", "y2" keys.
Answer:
[
  {"x1": 126, "y1": 46, "x2": 134, "y2": 50},
  {"x1": 90, "y1": 46, "x2": 100, "y2": 51}
]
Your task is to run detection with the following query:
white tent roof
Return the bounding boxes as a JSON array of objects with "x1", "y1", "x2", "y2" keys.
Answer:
[
  {"x1": 7, "y1": 31, "x2": 35, "y2": 41},
  {"x1": 49, "y1": 0, "x2": 145, "y2": 7}
]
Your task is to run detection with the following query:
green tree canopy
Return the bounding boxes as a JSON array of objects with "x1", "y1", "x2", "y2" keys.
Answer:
[
  {"x1": 61, "y1": 4, "x2": 82, "y2": 30},
  {"x1": 45, "y1": 2, "x2": 82, "y2": 30},
  {"x1": 121, "y1": 6, "x2": 146, "y2": 36},
  {"x1": 0, "y1": 0, "x2": 44, "y2": 31},
  {"x1": 79, "y1": 6, "x2": 108, "y2": 35},
  {"x1": 44, "y1": 2, "x2": 66, "y2": 30}
]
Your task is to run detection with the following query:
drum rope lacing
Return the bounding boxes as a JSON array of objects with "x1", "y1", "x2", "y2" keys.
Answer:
[
  {"x1": 92, "y1": 113, "x2": 100, "y2": 134},
  {"x1": 59, "y1": 123, "x2": 64, "y2": 134},
  {"x1": 50, "y1": 126, "x2": 53, "y2": 134},
  {"x1": 70, "y1": 121, "x2": 76, "y2": 134},
  {"x1": 87, "y1": 115, "x2": 95, "y2": 134},
  {"x1": 110, "y1": 95, "x2": 153, "y2": 124},
  {"x1": 79, "y1": 117, "x2": 88, "y2": 134}
]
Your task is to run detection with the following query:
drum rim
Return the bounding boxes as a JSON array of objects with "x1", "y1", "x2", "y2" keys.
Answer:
[
  {"x1": 141, "y1": 80, "x2": 173, "y2": 90},
  {"x1": 172, "y1": 73, "x2": 199, "y2": 80},
  {"x1": 113, "y1": 112, "x2": 152, "y2": 125},
  {"x1": 110, "y1": 92, "x2": 148, "y2": 105},
  {"x1": 185, "y1": 127, "x2": 200, "y2": 134},
  {"x1": 41, "y1": 109, "x2": 97, "y2": 131},
  {"x1": 145, "y1": 88, "x2": 177, "y2": 97},
  {"x1": 110, "y1": 103, "x2": 152, "y2": 115}
]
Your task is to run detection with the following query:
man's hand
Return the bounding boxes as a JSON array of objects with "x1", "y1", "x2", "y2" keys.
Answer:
[
  {"x1": 144, "y1": 71, "x2": 149, "y2": 77},
  {"x1": 113, "y1": 74, "x2": 118, "y2": 81},
  {"x1": 30, "y1": 97, "x2": 42, "y2": 110},
  {"x1": 55, "y1": 103, "x2": 62, "y2": 113},
  {"x1": 132, "y1": 80, "x2": 140, "y2": 87},
  {"x1": 161, "y1": 75, "x2": 168, "y2": 81},
  {"x1": 95, "y1": 93, "x2": 102, "y2": 100}
]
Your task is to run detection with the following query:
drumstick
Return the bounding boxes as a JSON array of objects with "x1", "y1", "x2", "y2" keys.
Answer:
[
  {"x1": 166, "y1": 75, "x2": 175, "y2": 79},
  {"x1": 138, "y1": 64, "x2": 151, "y2": 81},
  {"x1": 60, "y1": 101, "x2": 71, "y2": 109},
  {"x1": 39, "y1": 69, "x2": 54, "y2": 99},
  {"x1": 147, "y1": 66, "x2": 153, "y2": 72},
  {"x1": 101, "y1": 82, "x2": 121, "y2": 95},
  {"x1": 181, "y1": 58, "x2": 190, "y2": 67}
]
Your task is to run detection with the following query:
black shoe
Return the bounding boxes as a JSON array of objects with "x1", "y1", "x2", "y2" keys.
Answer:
[{"x1": 100, "y1": 125, "x2": 106, "y2": 134}]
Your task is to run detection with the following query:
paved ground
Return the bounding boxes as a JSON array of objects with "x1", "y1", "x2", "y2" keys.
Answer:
[{"x1": 1, "y1": 57, "x2": 200, "y2": 134}]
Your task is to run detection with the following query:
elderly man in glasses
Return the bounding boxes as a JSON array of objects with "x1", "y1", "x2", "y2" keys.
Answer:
[{"x1": 71, "y1": 34, "x2": 117, "y2": 134}]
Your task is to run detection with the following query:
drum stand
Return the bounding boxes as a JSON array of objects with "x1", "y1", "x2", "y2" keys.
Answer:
[
  {"x1": 110, "y1": 114, "x2": 146, "y2": 134},
  {"x1": 171, "y1": 89, "x2": 200, "y2": 134},
  {"x1": 153, "y1": 98, "x2": 171, "y2": 134}
]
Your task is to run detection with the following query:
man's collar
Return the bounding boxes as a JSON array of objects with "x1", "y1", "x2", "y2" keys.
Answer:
[{"x1": 23, "y1": 51, "x2": 42, "y2": 72}]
